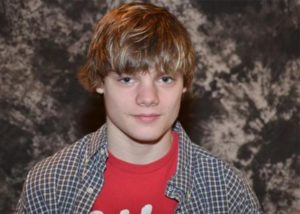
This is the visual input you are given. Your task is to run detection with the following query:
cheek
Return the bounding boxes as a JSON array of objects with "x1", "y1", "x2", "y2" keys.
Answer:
[
  {"x1": 163, "y1": 92, "x2": 183, "y2": 110},
  {"x1": 104, "y1": 90, "x2": 132, "y2": 110}
]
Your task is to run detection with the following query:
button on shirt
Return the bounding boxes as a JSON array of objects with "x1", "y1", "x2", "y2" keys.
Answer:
[{"x1": 16, "y1": 122, "x2": 263, "y2": 213}]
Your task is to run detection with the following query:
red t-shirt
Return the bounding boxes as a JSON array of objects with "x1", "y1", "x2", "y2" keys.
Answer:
[{"x1": 90, "y1": 132, "x2": 179, "y2": 214}]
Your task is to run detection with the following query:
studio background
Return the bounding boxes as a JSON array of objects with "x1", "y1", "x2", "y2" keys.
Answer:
[{"x1": 0, "y1": 0, "x2": 299, "y2": 213}]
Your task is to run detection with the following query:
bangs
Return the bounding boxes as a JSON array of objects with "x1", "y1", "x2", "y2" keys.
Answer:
[{"x1": 106, "y1": 13, "x2": 192, "y2": 77}]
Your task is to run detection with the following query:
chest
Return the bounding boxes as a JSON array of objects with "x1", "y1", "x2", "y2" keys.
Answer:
[{"x1": 90, "y1": 153, "x2": 178, "y2": 214}]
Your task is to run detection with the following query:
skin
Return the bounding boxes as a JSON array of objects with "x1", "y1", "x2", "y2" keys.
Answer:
[{"x1": 96, "y1": 68, "x2": 186, "y2": 164}]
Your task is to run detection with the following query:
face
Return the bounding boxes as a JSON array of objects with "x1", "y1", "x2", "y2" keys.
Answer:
[{"x1": 96, "y1": 68, "x2": 186, "y2": 144}]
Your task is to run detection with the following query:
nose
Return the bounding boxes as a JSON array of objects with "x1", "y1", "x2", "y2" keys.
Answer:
[{"x1": 136, "y1": 82, "x2": 159, "y2": 107}]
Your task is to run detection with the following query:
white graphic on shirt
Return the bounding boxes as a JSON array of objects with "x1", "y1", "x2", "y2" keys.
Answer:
[
  {"x1": 90, "y1": 204, "x2": 153, "y2": 214},
  {"x1": 90, "y1": 211, "x2": 104, "y2": 214},
  {"x1": 141, "y1": 204, "x2": 153, "y2": 214},
  {"x1": 120, "y1": 209, "x2": 129, "y2": 214}
]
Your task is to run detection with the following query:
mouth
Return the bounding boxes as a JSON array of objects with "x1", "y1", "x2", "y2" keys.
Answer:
[{"x1": 132, "y1": 114, "x2": 161, "y2": 123}]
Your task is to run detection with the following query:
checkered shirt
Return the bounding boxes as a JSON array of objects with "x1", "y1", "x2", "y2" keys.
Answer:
[{"x1": 16, "y1": 122, "x2": 263, "y2": 213}]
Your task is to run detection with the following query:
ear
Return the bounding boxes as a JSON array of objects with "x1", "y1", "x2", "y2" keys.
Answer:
[{"x1": 95, "y1": 87, "x2": 104, "y2": 94}]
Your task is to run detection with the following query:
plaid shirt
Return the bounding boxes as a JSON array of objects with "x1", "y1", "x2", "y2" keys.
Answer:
[{"x1": 16, "y1": 122, "x2": 263, "y2": 213}]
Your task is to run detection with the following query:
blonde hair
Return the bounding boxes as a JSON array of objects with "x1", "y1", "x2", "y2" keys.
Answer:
[{"x1": 79, "y1": 2, "x2": 195, "y2": 92}]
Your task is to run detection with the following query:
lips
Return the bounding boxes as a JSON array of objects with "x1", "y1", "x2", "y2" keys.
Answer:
[{"x1": 132, "y1": 114, "x2": 160, "y2": 123}]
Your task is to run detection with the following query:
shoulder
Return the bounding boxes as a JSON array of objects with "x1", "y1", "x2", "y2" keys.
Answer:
[
  {"x1": 190, "y1": 143, "x2": 262, "y2": 212},
  {"x1": 17, "y1": 133, "x2": 94, "y2": 212},
  {"x1": 190, "y1": 142, "x2": 229, "y2": 171},
  {"x1": 23, "y1": 133, "x2": 93, "y2": 194},
  {"x1": 32, "y1": 133, "x2": 91, "y2": 176},
  {"x1": 189, "y1": 143, "x2": 235, "y2": 187},
  {"x1": 190, "y1": 142, "x2": 251, "y2": 190}
]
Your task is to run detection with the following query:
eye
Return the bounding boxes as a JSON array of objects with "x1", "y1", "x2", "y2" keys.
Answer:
[
  {"x1": 118, "y1": 76, "x2": 135, "y2": 85},
  {"x1": 159, "y1": 75, "x2": 174, "y2": 84}
]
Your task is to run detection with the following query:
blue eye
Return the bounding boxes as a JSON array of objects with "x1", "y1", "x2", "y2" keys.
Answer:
[
  {"x1": 159, "y1": 76, "x2": 174, "y2": 84},
  {"x1": 119, "y1": 76, "x2": 135, "y2": 85}
]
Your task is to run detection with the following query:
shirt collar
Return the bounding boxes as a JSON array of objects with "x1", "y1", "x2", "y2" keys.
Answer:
[
  {"x1": 86, "y1": 124, "x2": 109, "y2": 162},
  {"x1": 166, "y1": 121, "x2": 194, "y2": 202}
]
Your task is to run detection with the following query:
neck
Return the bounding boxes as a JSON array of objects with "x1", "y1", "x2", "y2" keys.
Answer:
[{"x1": 107, "y1": 124, "x2": 173, "y2": 164}]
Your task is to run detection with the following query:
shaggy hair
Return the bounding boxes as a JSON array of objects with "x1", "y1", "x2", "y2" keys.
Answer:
[{"x1": 79, "y1": 2, "x2": 195, "y2": 92}]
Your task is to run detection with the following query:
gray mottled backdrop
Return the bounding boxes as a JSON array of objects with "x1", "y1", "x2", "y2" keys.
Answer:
[{"x1": 0, "y1": 0, "x2": 299, "y2": 213}]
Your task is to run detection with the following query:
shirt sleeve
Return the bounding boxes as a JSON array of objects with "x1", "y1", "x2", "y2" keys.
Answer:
[
  {"x1": 16, "y1": 191, "x2": 26, "y2": 214},
  {"x1": 224, "y1": 165, "x2": 263, "y2": 213},
  {"x1": 15, "y1": 166, "x2": 52, "y2": 214}
]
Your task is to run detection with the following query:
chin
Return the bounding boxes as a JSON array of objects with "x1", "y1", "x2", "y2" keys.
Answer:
[
  {"x1": 131, "y1": 136, "x2": 162, "y2": 144},
  {"x1": 125, "y1": 128, "x2": 169, "y2": 144}
]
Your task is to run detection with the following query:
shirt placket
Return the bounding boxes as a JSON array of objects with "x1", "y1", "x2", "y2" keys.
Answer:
[{"x1": 73, "y1": 148, "x2": 107, "y2": 213}]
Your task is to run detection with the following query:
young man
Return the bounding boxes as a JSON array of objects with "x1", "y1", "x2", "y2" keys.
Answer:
[{"x1": 17, "y1": 2, "x2": 263, "y2": 214}]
